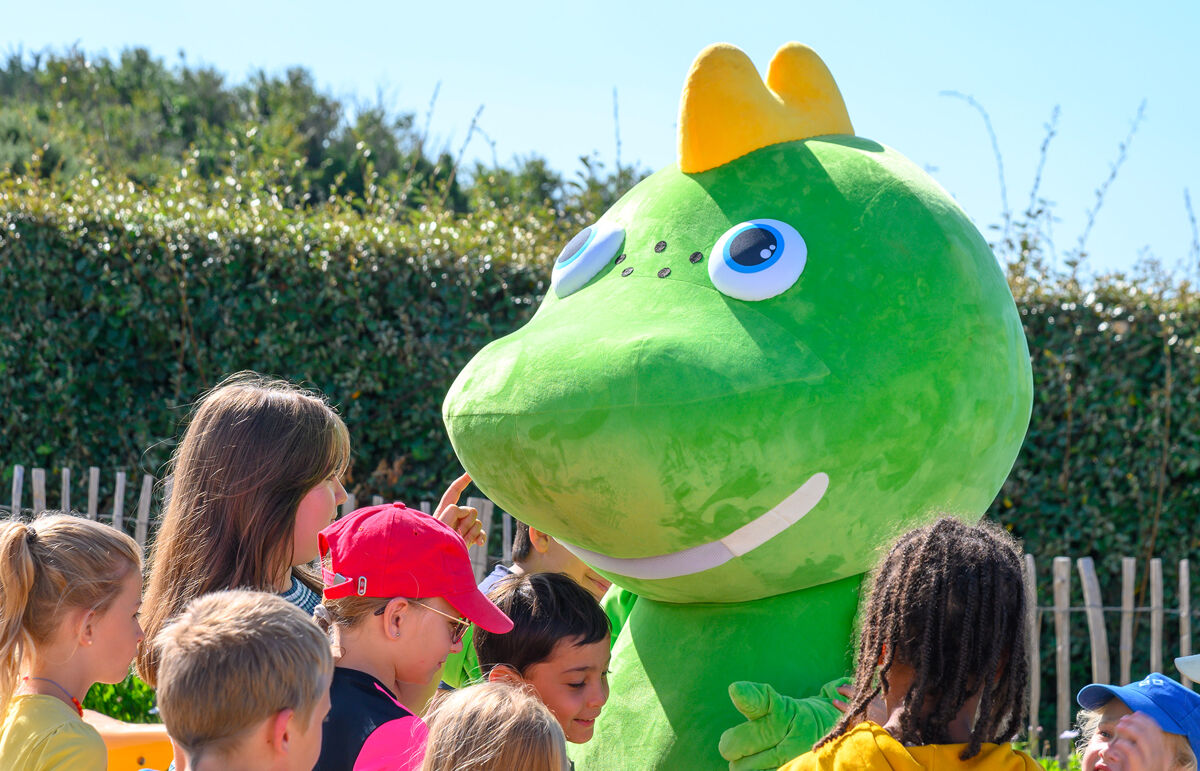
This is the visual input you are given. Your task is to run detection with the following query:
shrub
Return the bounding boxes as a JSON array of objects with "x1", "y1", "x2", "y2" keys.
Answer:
[
  {"x1": 0, "y1": 164, "x2": 583, "y2": 502},
  {"x1": 84, "y1": 673, "x2": 158, "y2": 723}
]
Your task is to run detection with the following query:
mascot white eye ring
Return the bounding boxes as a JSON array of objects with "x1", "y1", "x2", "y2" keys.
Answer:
[
  {"x1": 551, "y1": 221, "x2": 626, "y2": 298},
  {"x1": 708, "y1": 218, "x2": 806, "y2": 301}
]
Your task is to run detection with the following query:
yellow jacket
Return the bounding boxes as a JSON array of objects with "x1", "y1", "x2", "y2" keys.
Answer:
[{"x1": 779, "y1": 722, "x2": 1040, "y2": 771}]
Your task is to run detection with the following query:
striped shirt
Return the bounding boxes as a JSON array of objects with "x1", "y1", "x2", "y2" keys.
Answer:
[{"x1": 280, "y1": 574, "x2": 322, "y2": 616}]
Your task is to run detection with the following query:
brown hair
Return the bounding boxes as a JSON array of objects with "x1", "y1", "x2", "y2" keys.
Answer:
[
  {"x1": 421, "y1": 681, "x2": 568, "y2": 771},
  {"x1": 153, "y1": 590, "x2": 333, "y2": 765},
  {"x1": 818, "y1": 517, "x2": 1028, "y2": 759},
  {"x1": 511, "y1": 521, "x2": 532, "y2": 562},
  {"x1": 137, "y1": 372, "x2": 349, "y2": 685},
  {"x1": 0, "y1": 513, "x2": 141, "y2": 717}
]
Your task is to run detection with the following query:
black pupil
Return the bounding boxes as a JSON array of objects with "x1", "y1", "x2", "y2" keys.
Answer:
[
  {"x1": 557, "y1": 228, "x2": 593, "y2": 265},
  {"x1": 729, "y1": 227, "x2": 777, "y2": 267}
]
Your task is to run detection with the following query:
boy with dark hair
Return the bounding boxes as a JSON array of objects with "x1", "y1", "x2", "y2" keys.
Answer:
[
  {"x1": 443, "y1": 519, "x2": 614, "y2": 689},
  {"x1": 475, "y1": 572, "x2": 611, "y2": 744}
]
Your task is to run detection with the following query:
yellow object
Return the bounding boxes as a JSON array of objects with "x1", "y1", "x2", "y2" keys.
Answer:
[
  {"x1": 677, "y1": 42, "x2": 854, "y2": 173},
  {"x1": 777, "y1": 721, "x2": 1040, "y2": 771},
  {"x1": 1, "y1": 694, "x2": 106, "y2": 771},
  {"x1": 85, "y1": 709, "x2": 174, "y2": 771}
]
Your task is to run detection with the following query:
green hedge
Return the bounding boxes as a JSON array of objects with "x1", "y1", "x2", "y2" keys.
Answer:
[
  {"x1": 990, "y1": 266, "x2": 1200, "y2": 740},
  {"x1": 997, "y1": 271, "x2": 1200, "y2": 563},
  {"x1": 0, "y1": 167, "x2": 588, "y2": 500}
]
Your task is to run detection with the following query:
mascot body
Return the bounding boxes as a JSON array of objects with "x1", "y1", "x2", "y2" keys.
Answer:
[{"x1": 443, "y1": 43, "x2": 1033, "y2": 770}]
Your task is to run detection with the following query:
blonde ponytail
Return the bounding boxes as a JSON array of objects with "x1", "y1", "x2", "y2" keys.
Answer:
[
  {"x1": 0, "y1": 521, "x2": 38, "y2": 718},
  {"x1": 0, "y1": 514, "x2": 141, "y2": 717}
]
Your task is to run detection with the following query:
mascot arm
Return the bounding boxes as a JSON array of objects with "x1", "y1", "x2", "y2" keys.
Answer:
[{"x1": 718, "y1": 677, "x2": 849, "y2": 771}]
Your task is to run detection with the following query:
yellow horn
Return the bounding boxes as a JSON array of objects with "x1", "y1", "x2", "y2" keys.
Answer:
[{"x1": 677, "y1": 42, "x2": 853, "y2": 174}]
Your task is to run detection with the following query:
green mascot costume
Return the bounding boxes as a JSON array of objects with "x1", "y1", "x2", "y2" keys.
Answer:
[{"x1": 443, "y1": 42, "x2": 1033, "y2": 770}]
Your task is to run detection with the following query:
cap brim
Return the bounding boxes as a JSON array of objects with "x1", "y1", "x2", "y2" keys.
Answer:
[
  {"x1": 1078, "y1": 683, "x2": 1123, "y2": 710},
  {"x1": 1177, "y1": 655, "x2": 1200, "y2": 682},
  {"x1": 445, "y1": 585, "x2": 514, "y2": 634},
  {"x1": 1077, "y1": 683, "x2": 1186, "y2": 736}
]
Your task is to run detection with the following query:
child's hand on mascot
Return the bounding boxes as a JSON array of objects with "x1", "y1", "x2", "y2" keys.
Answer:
[
  {"x1": 718, "y1": 678, "x2": 850, "y2": 771},
  {"x1": 435, "y1": 472, "x2": 487, "y2": 547}
]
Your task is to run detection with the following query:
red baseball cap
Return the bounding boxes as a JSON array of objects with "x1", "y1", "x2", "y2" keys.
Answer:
[{"x1": 318, "y1": 503, "x2": 513, "y2": 634}]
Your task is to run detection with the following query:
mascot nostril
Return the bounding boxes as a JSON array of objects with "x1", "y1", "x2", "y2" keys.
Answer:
[{"x1": 443, "y1": 41, "x2": 1032, "y2": 771}]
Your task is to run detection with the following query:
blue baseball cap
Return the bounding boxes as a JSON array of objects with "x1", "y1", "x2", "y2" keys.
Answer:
[{"x1": 1077, "y1": 673, "x2": 1200, "y2": 760}]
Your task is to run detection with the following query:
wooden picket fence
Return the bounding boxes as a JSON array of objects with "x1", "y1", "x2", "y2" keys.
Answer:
[
  {"x1": 1026, "y1": 554, "x2": 1197, "y2": 763},
  {"x1": 11, "y1": 464, "x2": 1192, "y2": 763},
  {"x1": 4, "y1": 464, "x2": 514, "y2": 582}
]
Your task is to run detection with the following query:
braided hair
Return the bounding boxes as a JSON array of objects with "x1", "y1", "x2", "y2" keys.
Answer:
[{"x1": 817, "y1": 516, "x2": 1028, "y2": 759}]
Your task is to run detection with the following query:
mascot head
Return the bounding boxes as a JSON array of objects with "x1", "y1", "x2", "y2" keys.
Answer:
[{"x1": 443, "y1": 43, "x2": 1032, "y2": 604}]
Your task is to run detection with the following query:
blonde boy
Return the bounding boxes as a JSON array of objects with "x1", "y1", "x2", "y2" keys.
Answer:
[{"x1": 152, "y1": 590, "x2": 333, "y2": 771}]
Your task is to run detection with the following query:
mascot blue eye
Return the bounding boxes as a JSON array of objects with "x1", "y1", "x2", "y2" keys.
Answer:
[
  {"x1": 708, "y1": 219, "x2": 806, "y2": 301},
  {"x1": 551, "y1": 221, "x2": 625, "y2": 298}
]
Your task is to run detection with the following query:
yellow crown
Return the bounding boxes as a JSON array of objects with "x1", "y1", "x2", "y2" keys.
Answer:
[{"x1": 677, "y1": 42, "x2": 854, "y2": 174}]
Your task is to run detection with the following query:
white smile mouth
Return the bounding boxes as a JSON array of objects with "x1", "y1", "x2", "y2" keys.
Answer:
[{"x1": 559, "y1": 473, "x2": 829, "y2": 580}]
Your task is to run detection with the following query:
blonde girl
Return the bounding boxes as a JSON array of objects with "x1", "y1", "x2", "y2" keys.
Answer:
[
  {"x1": 1076, "y1": 673, "x2": 1200, "y2": 771},
  {"x1": 421, "y1": 681, "x2": 569, "y2": 771},
  {"x1": 0, "y1": 514, "x2": 143, "y2": 771},
  {"x1": 137, "y1": 371, "x2": 351, "y2": 686}
]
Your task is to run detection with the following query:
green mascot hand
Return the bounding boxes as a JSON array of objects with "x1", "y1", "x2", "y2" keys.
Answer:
[{"x1": 719, "y1": 678, "x2": 849, "y2": 771}]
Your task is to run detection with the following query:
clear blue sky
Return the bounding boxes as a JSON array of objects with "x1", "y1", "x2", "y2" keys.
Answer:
[{"x1": 6, "y1": 0, "x2": 1198, "y2": 275}]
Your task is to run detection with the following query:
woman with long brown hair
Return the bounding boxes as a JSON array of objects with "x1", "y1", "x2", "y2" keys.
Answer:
[
  {"x1": 136, "y1": 371, "x2": 351, "y2": 687},
  {"x1": 137, "y1": 371, "x2": 486, "y2": 714}
]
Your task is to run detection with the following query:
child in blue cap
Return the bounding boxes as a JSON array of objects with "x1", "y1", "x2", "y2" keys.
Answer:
[{"x1": 1077, "y1": 673, "x2": 1200, "y2": 771}]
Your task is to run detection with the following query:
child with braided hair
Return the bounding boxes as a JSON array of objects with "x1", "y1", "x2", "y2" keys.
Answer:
[{"x1": 780, "y1": 516, "x2": 1036, "y2": 771}]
